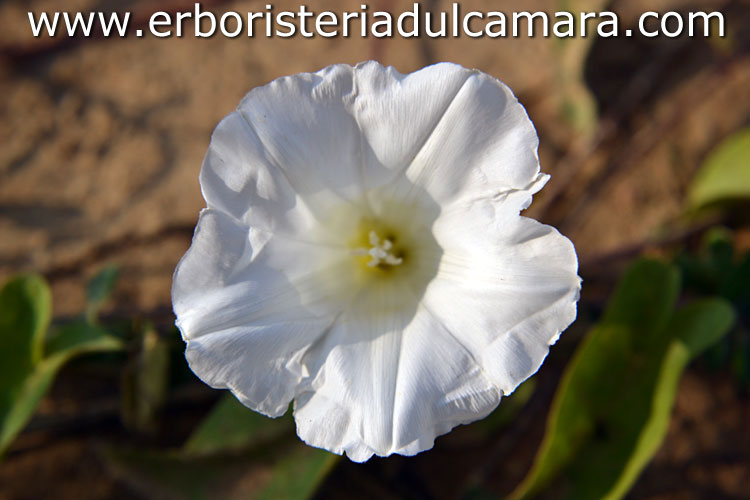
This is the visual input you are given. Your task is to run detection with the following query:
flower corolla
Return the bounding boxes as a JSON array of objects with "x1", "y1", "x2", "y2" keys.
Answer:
[{"x1": 172, "y1": 61, "x2": 581, "y2": 462}]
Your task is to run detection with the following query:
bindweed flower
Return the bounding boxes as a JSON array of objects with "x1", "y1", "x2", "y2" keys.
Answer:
[{"x1": 172, "y1": 62, "x2": 580, "y2": 462}]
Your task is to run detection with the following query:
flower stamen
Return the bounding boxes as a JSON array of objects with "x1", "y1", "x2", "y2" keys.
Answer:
[{"x1": 352, "y1": 230, "x2": 403, "y2": 267}]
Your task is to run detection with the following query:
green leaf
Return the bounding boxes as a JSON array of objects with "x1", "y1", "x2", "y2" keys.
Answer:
[
  {"x1": 605, "y1": 299, "x2": 734, "y2": 499},
  {"x1": 102, "y1": 447, "x2": 250, "y2": 500},
  {"x1": 599, "y1": 260, "x2": 680, "y2": 340},
  {"x1": 45, "y1": 320, "x2": 124, "y2": 359},
  {"x1": 509, "y1": 259, "x2": 680, "y2": 499},
  {"x1": 509, "y1": 261, "x2": 734, "y2": 500},
  {"x1": 0, "y1": 275, "x2": 123, "y2": 457},
  {"x1": 0, "y1": 353, "x2": 76, "y2": 457},
  {"x1": 184, "y1": 393, "x2": 290, "y2": 456},
  {"x1": 178, "y1": 394, "x2": 337, "y2": 498},
  {"x1": 0, "y1": 275, "x2": 51, "y2": 384},
  {"x1": 121, "y1": 324, "x2": 170, "y2": 433},
  {"x1": 104, "y1": 437, "x2": 337, "y2": 500},
  {"x1": 254, "y1": 446, "x2": 338, "y2": 500},
  {"x1": 553, "y1": 0, "x2": 609, "y2": 135},
  {"x1": 475, "y1": 379, "x2": 536, "y2": 437},
  {"x1": 0, "y1": 275, "x2": 52, "y2": 455},
  {"x1": 86, "y1": 265, "x2": 119, "y2": 320},
  {"x1": 687, "y1": 127, "x2": 750, "y2": 211}
]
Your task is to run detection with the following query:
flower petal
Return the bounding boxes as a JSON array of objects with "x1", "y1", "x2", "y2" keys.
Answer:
[
  {"x1": 349, "y1": 61, "x2": 473, "y2": 190},
  {"x1": 201, "y1": 63, "x2": 542, "y2": 239},
  {"x1": 202, "y1": 64, "x2": 383, "y2": 242},
  {"x1": 173, "y1": 209, "x2": 349, "y2": 336},
  {"x1": 427, "y1": 203, "x2": 580, "y2": 395},
  {"x1": 173, "y1": 209, "x2": 359, "y2": 416},
  {"x1": 234, "y1": 64, "x2": 370, "y2": 212},
  {"x1": 185, "y1": 319, "x2": 334, "y2": 417},
  {"x1": 199, "y1": 111, "x2": 319, "y2": 238},
  {"x1": 388, "y1": 65, "x2": 543, "y2": 209},
  {"x1": 293, "y1": 283, "x2": 501, "y2": 462}
]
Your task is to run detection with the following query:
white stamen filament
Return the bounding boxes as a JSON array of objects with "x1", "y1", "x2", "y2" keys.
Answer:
[{"x1": 352, "y1": 230, "x2": 403, "y2": 267}]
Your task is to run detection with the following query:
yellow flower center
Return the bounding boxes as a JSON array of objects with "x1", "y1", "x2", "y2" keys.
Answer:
[
  {"x1": 304, "y1": 188, "x2": 442, "y2": 319},
  {"x1": 351, "y1": 230, "x2": 403, "y2": 268}
]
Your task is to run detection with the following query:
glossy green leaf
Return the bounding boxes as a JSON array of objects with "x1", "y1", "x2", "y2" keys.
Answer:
[
  {"x1": 0, "y1": 275, "x2": 123, "y2": 457},
  {"x1": 688, "y1": 127, "x2": 750, "y2": 211},
  {"x1": 184, "y1": 393, "x2": 290, "y2": 456},
  {"x1": 509, "y1": 261, "x2": 734, "y2": 500}
]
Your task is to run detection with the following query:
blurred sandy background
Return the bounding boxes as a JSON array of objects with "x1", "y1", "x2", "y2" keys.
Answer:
[
  {"x1": 1, "y1": 0, "x2": 746, "y2": 318},
  {"x1": 1, "y1": 0, "x2": 749, "y2": 498}
]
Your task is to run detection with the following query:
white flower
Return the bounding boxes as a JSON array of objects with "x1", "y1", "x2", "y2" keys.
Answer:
[{"x1": 172, "y1": 61, "x2": 580, "y2": 462}]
